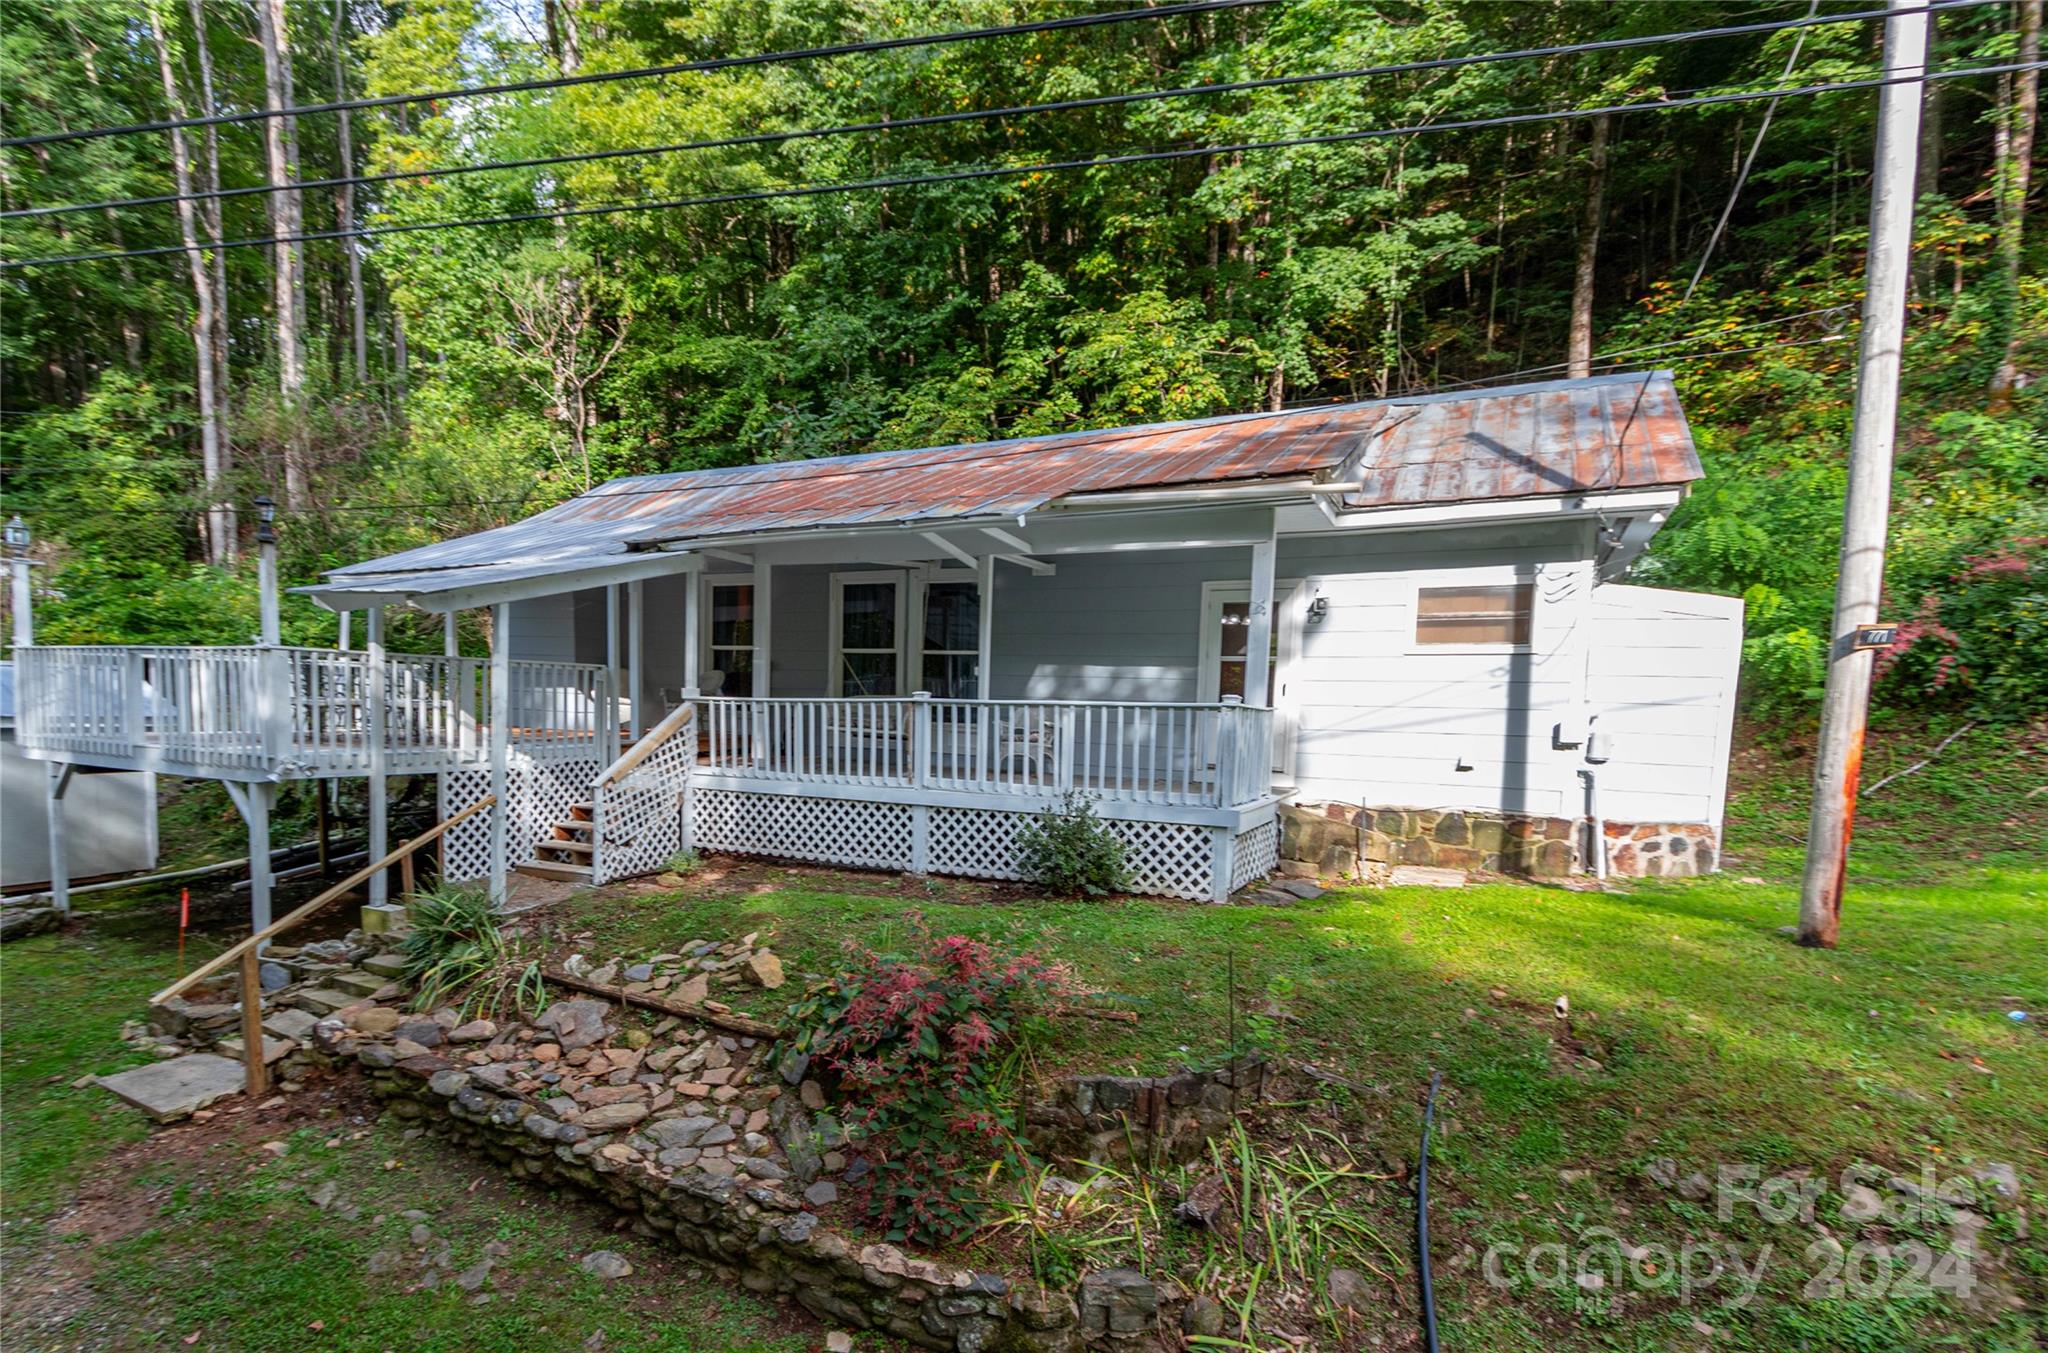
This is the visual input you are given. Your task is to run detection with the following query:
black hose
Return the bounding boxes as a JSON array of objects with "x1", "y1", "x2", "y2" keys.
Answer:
[{"x1": 1417, "y1": 1070, "x2": 1443, "y2": 1353}]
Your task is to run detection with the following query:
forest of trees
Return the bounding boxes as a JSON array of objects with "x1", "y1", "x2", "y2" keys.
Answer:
[{"x1": 1, "y1": 0, "x2": 2042, "y2": 724}]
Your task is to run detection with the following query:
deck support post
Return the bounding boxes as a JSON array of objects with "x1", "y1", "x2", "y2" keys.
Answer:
[
  {"x1": 1208, "y1": 825, "x2": 1235, "y2": 903},
  {"x1": 223, "y1": 778, "x2": 276, "y2": 937},
  {"x1": 366, "y1": 605, "x2": 389, "y2": 906},
  {"x1": 909, "y1": 692, "x2": 932, "y2": 874},
  {"x1": 45, "y1": 761, "x2": 73, "y2": 918},
  {"x1": 627, "y1": 581, "x2": 645, "y2": 738},
  {"x1": 337, "y1": 610, "x2": 351, "y2": 650},
  {"x1": 439, "y1": 609, "x2": 459, "y2": 873},
  {"x1": 488, "y1": 601, "x2": 512, "y2": 907}
]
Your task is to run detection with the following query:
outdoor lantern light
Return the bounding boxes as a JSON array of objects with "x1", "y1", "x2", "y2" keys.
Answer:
[
  {"x1": 253, "y1": 494, "x2": 277, "y2": 545},
  {"x1": 4, "y1": 514, "x2": 28, "y2": 557}
]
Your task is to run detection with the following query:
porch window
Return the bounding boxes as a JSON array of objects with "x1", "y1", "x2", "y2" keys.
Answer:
[
  {"x1": 920, "y1": 580, "x2": 981, "y2": 698},
  {"x1": 708, "y1": 582, "x2": 755, "y2": 696},
  {"x1": 1415, "y1": 583, "x2": 1533, "y2": 646},
  {"x1": 838, "y1": 582, "x2": 900, "y2": 696}
]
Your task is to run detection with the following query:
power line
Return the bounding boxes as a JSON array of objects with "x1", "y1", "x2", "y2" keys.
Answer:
[
  {"x1": 13, "y1": 326, "x2": 1867, "y2": 523},
  {"x1": 0, "y1": 0, "x2": 1272, "y2": 151},
  {"x1": 1, "y1": 1, "x2": 1969, "y2": 224},
  {"x1": 5, "y1": 58, "x2": 2036, "y2": 273}
]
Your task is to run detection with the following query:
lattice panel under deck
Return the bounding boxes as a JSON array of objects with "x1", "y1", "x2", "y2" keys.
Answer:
[
  {"x1": 693, "y1": 791, "x2": 915, "y2": 872},
  {"x1": 928, "y1": 806, "x2": 1216, "y2": 902},
  {"x1": 441, "y1": 756, "x2": 601, "y2": 883},
  {"x1": 1230, "y1": 819, "x2": 1280, "y2": 893},
  {"x1": 593, "y1": 730, "x2": 693, "y2": 884},
  {"x1": 1109, "y1": 817, "x2": 1217, "y2": 902}
]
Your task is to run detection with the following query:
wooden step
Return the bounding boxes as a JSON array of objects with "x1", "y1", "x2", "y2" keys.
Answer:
[
  {"x1": 516, "y1": 860, "x2": 592, "y2": 882},
  {"x1": 536, "y1": 838, "x2": 594, "y2": 857},
  {"x1": 549, "y1": 819, "x2": 595, "y2": 837}
]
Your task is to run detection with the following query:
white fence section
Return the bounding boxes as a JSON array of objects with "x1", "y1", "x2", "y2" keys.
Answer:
[
  {"x1": 13, "y1": 645, "x2": 613, "y2": 777},
  {"x1": 699, "y1": 695, "x2": 1274, "y2": 810}
]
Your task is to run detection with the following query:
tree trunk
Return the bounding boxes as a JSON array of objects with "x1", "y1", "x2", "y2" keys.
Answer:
[
  {"x1": 258, "y1": 0, "x2": 308, "y2": 507},
  {"x1": 1567, "y1": 113, "x2": 1611, "y2": 379},
  {"x1": 148, "y1": 3, "x2": 231, "y2": 566},
  {"x1": 1989, "y1": 0, "x2": 2041, "y2": 408},
  {"x1": 332, "y1": 0, "x2": 367, "y2": 384},
  {"x1": 188, "y1": 0, "x2": 233, "y2": 475},
  {"x1": 1913, "y1": 5, "x2": 1944, "y2": 298}
]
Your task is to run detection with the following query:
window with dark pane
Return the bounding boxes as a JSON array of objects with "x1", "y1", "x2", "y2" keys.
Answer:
[{"x1": 921, "y1": 581, "x2": 980, "y2": 698}]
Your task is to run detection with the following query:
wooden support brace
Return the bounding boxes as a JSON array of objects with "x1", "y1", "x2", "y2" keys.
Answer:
[{"x1": 238, "y1": 947, "x2": 270, "y2": 1097}]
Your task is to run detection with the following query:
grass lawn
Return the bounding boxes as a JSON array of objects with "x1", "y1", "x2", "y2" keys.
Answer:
[{"x1": 3, "y1": 724, "x2": 2043, "y2": 1350}]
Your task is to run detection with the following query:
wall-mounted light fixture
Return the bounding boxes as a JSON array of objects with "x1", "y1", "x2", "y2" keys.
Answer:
[{"x1": 1307, "y1": 595, "x2": 1329, "y2": 623}]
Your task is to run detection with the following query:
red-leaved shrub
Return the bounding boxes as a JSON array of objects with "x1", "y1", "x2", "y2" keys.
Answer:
[{"x1": 786, "y1": 922, "x2": 1071, "y2": 1244}]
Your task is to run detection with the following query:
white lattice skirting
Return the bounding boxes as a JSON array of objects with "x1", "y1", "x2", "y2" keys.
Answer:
[
  {"x1": 1229, "y1": 818, "x2": 1281, "y2": 893},
  {"x1": 441, "y1": 758, "x2": 602, "y2": 883},
  {"x1": 693, "y1": 791, "x2": 1231, "y2": 902}
]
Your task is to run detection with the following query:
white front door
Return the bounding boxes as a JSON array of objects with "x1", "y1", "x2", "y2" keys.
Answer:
[{"x1": 1198, "y1": 580, "x2": 1302, "y2": 778}]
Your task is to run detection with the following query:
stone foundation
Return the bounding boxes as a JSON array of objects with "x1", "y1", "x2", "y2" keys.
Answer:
[
  {"x1": 1279, "y1": 803, "x2": 1720, "y2": 879},
  {"x1": 1601, "y1": 821, "x2": 1718, "y2": 877}
]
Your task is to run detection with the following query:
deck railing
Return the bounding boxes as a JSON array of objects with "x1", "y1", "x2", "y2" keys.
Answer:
[
  {"x1": 14, "y1": 645, "x2": 612, "y2": 776},
  {"x1": 700, "y1": 694, "x2": 1274, "y2": 808}
]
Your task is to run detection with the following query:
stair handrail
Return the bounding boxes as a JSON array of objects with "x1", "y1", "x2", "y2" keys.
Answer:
[
  {"x1": 150, "y1": 794, "x2": 497, "y2": 1010},
  {"x1": 597, "y1": 699, "x2": 695, "y2": 790}
]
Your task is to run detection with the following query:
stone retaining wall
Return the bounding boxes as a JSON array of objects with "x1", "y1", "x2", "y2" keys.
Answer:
[
  {"x1": 354, "y1": 1042, "x2": 1142, "y2": 1352},
  {"x1": 1280, "y1": 803, "x2": 1720, "y2": 879},
  {"x1": 1024, "y1": 1058, "x2": 1268, "y2": 1165}
]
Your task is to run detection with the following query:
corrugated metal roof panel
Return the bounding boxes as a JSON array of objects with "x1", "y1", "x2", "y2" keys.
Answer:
[{"x1": 328, "y1": 370, "x2": 1698, "y2": 582}]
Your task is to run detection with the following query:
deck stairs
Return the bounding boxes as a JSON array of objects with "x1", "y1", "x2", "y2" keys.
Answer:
[{"x1": 516, "y1": 801, "x2": 598, "y2": 883}]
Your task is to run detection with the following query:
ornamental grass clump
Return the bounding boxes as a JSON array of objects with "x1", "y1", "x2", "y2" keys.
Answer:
[
  {"x1": 399, "y1": 884, "x2": 546, "y2": 1018},
  {"x1": 787, "y1": 924, "x2": 1072, "y2": 1245}
]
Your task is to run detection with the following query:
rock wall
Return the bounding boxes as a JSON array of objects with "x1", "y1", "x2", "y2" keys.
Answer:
[
  {"x1": 355, "y1": 1042, "x2": 1121, "y2": 1352},
  {"x1": 1024, "y1": 1058, "x2": 1269, "y2": 1165},
  {"x1": 1280, "y1": 803, "x2": 1720, "y2": 879}
]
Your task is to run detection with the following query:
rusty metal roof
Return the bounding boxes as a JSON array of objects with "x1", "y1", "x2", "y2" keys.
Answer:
[{"x1": 328, "y1": 370, "x2": 1698, "y2": 581}]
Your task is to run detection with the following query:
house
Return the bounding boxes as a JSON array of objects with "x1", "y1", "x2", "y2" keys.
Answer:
[
  {"x1": 12, "y1": 371, "x2": 1741, "y2": 924},
  {"x1": 0, "y1": 661, "x2": 159, "y2": 892}
]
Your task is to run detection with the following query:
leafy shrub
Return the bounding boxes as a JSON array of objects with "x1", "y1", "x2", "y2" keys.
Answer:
[
  {"x1": 1016, "y1": 792, "x2": 1131, "y2": 897},
  {"x1": 399, "y1": 885, "x2": 545, "y2": 1017},
  {"x1": 785, "y1": 926, "x2": 1071, "y2": 1245},
  {"x1": 664, "y1": 848, "x2": 703, "y2": 876}
]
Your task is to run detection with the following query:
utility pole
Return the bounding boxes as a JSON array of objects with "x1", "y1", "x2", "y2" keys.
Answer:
[{"x1": 1799, "y1": 0, "x2": 1927, "y2": 948}]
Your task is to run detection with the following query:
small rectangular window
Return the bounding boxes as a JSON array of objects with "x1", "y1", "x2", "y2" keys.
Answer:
[{"x1": 1415, "y1": 583, "x2": 1533, "y2": 646}]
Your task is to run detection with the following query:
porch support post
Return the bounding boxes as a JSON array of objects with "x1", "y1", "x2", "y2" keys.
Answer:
[
  {"x1": 337, "y1": 609, "x2": 351, "y2": 651},
  {"x1": 366, "y1": 605, "x2": 389, "y2": 906},
  {"x1": 605, "y1": 585, "x2": 622, "y2": 743},
  {"x1": 443, "y1": 610, "x2": 458, "y2": 656},
  {"x1": 489, "y1": 600, "x2": 512, "y2": 906},
  {"x1": 756, "y1": 563, "x2": 773, "y2": 697},
  {"x1": 1244, "y1": 514, "x2": 1277, "y2": 709},
  {"x1": 45, "y1": 762, "x2": 73, "y2": 918},
  {"x1": 440, "y1": 609, "x2": 458, "y2": 864},
  {"x1": 1208, "y1": 825, "x2": 1235, "y2": 903},
  {"x1": 627, "y1": 581, "x2": 645, "y2": 737},
  {"x1": 682, "y1": 574, "x2": 701, "y2": 697},
  {"x1": 976, "y1": 552, "x2": 995, "y2": 700}
]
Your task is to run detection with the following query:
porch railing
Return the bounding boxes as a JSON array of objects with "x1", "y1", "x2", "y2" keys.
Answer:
[
  {"x1": 13, "y1": 645, "x2": 613, "y2": 775},
  {"x1": 700, "y1": 694, "x2": 1274, "y2": 809}
]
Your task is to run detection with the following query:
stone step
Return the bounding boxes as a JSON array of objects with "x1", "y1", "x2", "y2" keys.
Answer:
[
  {"x1": 95, "y1": 1054, "x2": 246, "y2": 1121},
  {"x1": 360, "y1": 952, "x2": 410, "y2": 980},
  {"x1": 328, "y1": 970, "x2": 387, "y2": 998},
  {"x1": 218, "y1": 1034, "x2": 298, "y2": 1065},
  {"x1": 262, "y1": 1007, "x2": 321, "y2": 1041},
  {"x1": 289, "y1": 987, "x2": 359, "y2": 1016}
]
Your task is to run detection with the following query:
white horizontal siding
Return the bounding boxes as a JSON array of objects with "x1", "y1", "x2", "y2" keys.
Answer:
[{"x1": 1587, "y1": 585, "x2": 1744, "y2": 831}]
